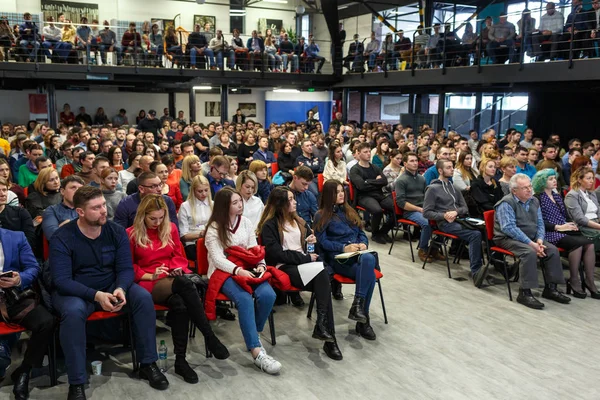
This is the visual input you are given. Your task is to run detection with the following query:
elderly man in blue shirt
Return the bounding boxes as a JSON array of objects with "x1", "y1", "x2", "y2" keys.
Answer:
[{"x1": 494, "y1": 173, "x2": 570, "y2": 310}]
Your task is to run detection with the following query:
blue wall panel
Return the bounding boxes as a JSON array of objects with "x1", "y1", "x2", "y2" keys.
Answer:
[{"x1": 265, "y1": 101, "x2": 332, "y2": 131}]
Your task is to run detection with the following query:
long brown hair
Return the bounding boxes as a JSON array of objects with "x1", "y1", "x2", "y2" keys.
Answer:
[
  {"x1": 314, "y1": 180, "x2": 362, "y2": 231},
  {"x1": 205, "y1": 187, "x2": 241, "y2": 248},
  {"x1": 257, "y1": 186, "x2": 297, "y2": 235}
]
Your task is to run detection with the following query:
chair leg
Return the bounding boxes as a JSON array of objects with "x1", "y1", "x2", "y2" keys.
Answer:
[
  {"x1": 306, "y1": 292, "x2": 315, "y2": 319},
  {"x1": 501, "y1": 258, "x2": 513, "y2": 301},
  {"x1": 388, "y1": 226, "x2": 397, "y2": 255},
  {"x1": 126, "y1": 314, "x2": 138, "y2": 372},
  {"x1": 442, "y1": 239, "x2": 452, "y2": 279},
  {"x1": 377, "y1": 280, "x2": 388, "y2": 324},
  {"x1": 407, "y1": 226, "x2": 415, "y2": 262},
  {"x1": 188, "y1": 320, "x2": 195, "y2": 338},
  {"x1": 48, "y1": 330, "x2": 58, "y2": 386},
  {"x1": 267, "y1": 311, "x2": 276, "y2": 346},
  {"x1": 422, "y1": 236, "x2": 435, "y2": 270},
  {"x1": 205, "y1": 336, "x2": 212, "y2": 358}
]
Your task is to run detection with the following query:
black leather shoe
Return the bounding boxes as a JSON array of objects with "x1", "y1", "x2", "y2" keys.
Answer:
[
  {"x1": 67, "y1": 384, "x2": 86, "y2": 400},
  {"x1": 323, "y1": 341, "x2": 343, "y2": 360},
  {"x1": 348, "y1": 297, "x2": 367, "y2": 323},
  {"x1": 289, "y1": 292, "x2": 305, "y2": 307},
  {"x1": 206, "y1": 334, "x2": 230, "y2": 360},
  {"x1": 371, "y1": 234, "x2": 386, "y2": 245},
  {"x1": 11, "y1": 370, "x2": 29, "y2": 400},
  {"x1": 517, "y1": 288, "x2": 545, "y2": 310},
  {"x1": 174, "y1": 358, "x2": 199, "y2": 384},
  {"x1": 312, "y1": 310, "x2": 334, "y2": 342},
  {"x1": 139, "y1": 363, "x2": 169, "y2": 390},
  {"x1": 217, "y1": 306, "x2": 236, "y2": 321},
  {"x1": 382, "y1": 234, "x2": 393, "y2": 243},
  {"x1": 331, "y1": 279, "x2": 343, "y2": 300},
  {"x1": 356, "y1": 317, "x2": 376, "y2": 340},
  {"x1": 542, "y1": 284, "x2": 571, "y2": 304}
]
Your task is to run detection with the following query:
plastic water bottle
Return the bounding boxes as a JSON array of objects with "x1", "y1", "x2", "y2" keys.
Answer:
[
  {"x1": 158, "y1": 340, "x2": 168, "y2": 372},
  {"x1": 307, "y1": 242, "x2": 315, "y2": 254}
]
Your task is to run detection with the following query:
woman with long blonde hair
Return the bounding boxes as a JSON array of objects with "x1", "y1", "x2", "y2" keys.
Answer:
[
  {"x1": 179, "y1": 154, "x2": 201, "y2": 199},
  {"x1": 128, "y1": 194, "x2": 229, "y2": 384},
  {"x1": 177, "y1": 175, "x2": 213, "y2": 260},
  {"x1": 26, "y1": 167, "x2": 62, "y2": 219}
]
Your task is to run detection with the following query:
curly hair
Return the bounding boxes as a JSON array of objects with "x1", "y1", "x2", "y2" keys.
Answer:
[{"x1": 531, "y1": 168, "x2": 557, "y2": 194}]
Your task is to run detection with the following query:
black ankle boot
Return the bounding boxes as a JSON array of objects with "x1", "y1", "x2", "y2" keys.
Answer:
[
  {"x1": 174, "y1": 356, "x2": 199, "y2": 384},
  {"x1": 323, "y1": 341, "x2": 343, "y2": 360},
  {"x1": 312, "y1": 310, "x2": 334, "y2": 342},
  {"x1": 205, "y1": 334, "x2": 230, "y2": 360},
  {"x1": 331, "y1": 279, "x2": 343, "y2": 300},
  {"x1": 67, "y1": 384, "x2": 86, "y2": 400},
  {"x1": 348, "y1": 297, "x2": 367, "y2": 323},
  {"x1": 356, "y1": 316, "x2": 376, "y2": 340},
  {"x1": 289, "y1": 292, "x2": 305, "y2": 307},
  {"x1": 11, "y1": 366, "x2": 30, "y2": 400},
  {"x1": 517, "y1": 288, "x2": 545, "y2": 310}
]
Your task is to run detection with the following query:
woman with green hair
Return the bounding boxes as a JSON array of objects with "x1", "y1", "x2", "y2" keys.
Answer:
[{"x1": 534, "y1": 168, "x2": 597, "y2": 299}]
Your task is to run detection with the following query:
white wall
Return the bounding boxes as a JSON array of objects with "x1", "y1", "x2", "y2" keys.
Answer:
[
  {"x1": 340, "y1": 14, "x2": 372, "y2": 56},
  {"x1": 0, "y1": 87, "x2": 269, "y2": 125},
  {"x1": 0, "y1": 0, "x2": 297, "y2": 36}
]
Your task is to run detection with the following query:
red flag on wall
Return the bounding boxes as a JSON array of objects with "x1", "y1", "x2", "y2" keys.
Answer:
[{"x1": 29, "y1": 94, "x2": 48, "y2": 122}]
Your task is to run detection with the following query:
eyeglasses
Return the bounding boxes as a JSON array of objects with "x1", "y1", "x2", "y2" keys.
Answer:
[
  {"x1": 212, "y1": 167, "x2": 227, "y2": 178},
  {"x1": 516, "y1": 185, "x2": 533, "y2": 191},
  {"x1": 141, "y1": 182, "x2": 164, "y2": 190}
]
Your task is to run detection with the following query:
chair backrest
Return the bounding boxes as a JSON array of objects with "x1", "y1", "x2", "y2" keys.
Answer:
[
  {"x1": 43, "y1": 234, "x2": 50, "y2": 260},
  {"x1": 271, "y1": 161, "x2": 279, "y2": 176},
  {"x1": 391, "y1": 191, "x2": 402, "y2": 216},
  {"x1": 23, "y1": 187, "x2": 28, "y2": 197},
  {"x1": 483, "y1": 210, "x2": 495, "y2": 241},
  {"x1": 196, "y1": 238, "x2": 209, "y2": 275},
  {"x1": 347, "y1": 179, "x2": 354, "y2": 201},
  {"x1": 317, "y1": 173, "x2": 324, "y2": 192}
]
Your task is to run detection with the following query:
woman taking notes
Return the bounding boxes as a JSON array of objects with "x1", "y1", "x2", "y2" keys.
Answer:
[{"x1": 314, "y1": 180, "x2": 378, "y2": 341}]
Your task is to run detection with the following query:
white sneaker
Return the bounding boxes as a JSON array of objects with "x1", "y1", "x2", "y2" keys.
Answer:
[{"x1": 253, "y1": 349, "x2": 282, "y2": 375}]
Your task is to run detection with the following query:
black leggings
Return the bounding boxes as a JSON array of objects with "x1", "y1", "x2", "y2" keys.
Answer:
[
  {"x1": 152, "y1": 276, "x2": 213, "y2": 357},
  {"x1": 278, "y1": 265, "x2": 335, "y2": 333}
]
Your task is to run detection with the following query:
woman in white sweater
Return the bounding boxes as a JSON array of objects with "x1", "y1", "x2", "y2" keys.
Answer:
[
  {"x1": 204, "y1": 187, "x2": 281, "y2": 375},
  {"x1": 236, "y1": 170, "x2": 264, "y2": 231},
  {"x1": 323, "y1": 142, "x2": 347, "y2": 184},
  {"x1": 178, "y1": 175, "x2": 213, "y2": 260},
  {"x1": 453, "y1": 151, "x2": 477, "y2": 192}
]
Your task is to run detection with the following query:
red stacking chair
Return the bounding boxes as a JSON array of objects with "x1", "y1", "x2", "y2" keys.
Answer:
[
  {"x1": 307, "y1": 269, "x2": 388, "y2": 324},
  {"x1": 389, "y1": 192, "x2": 420, "y2": 262},
  {"x1": 270, "y1": 161, "x2": 279, "y2": 177},
  {"x1": 421, "y1": 221, "x2": 465, "y2": 279},
  {"x1": 482, "y1": 210, "x2": 519, "y2": 301},
  {"x1": 196, "y1": 238, "x2": 276, "y2": 345}
]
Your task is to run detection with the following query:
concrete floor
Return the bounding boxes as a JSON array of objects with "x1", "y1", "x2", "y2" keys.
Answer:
[{"x1": 1, "y1": 236, "x2": 599, "y2": 400}]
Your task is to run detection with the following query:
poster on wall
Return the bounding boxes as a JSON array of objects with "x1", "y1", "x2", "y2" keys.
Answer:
[
  {"x1": 193, "y1": 15, "x2": 216, "y2": 33},
  {"x1": 41, "y1": 0, "x2": 99, "y2": 24},
  {"x1": 239, "y1": 103, "x2": 256, "y2": 118},
  {"x1": 258, "y1": 19, "x2": 283, "y2": 35},
  {"x1": 205, "y1": 102, "x2": 221, "y2": 117}
]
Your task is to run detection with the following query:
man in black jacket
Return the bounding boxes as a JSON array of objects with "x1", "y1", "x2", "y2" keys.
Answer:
[
  {"x1": 349, "y1": 142, "x2": 394, "y2": 244},
  {"x1": 136, "y1": 109, "x2": 161, "y2": 143},
  {"x1": 343, "y1": 34, "x2": 364, "y2": 73}
]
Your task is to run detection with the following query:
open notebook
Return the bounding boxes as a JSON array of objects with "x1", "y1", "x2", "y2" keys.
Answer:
[{"x1": 335, "y1": 249, "x2": 376, "y2": 260}]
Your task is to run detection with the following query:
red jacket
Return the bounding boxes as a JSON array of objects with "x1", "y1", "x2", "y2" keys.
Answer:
[
  {"x1": 127, "y1": 223, "x2": 191, "y2": 293},
  {"x1": 204, "y1": 245, "x2": 292, "y2": 320}
]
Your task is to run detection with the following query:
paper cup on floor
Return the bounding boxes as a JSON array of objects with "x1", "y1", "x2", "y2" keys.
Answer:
[{"x1": 91, "y1": 361, "x2": 102, "y2": 375}]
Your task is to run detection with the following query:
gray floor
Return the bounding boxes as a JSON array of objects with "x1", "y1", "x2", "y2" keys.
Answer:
[{"x1": 2, "y1": 237, "x2": 600, "y2": 400}]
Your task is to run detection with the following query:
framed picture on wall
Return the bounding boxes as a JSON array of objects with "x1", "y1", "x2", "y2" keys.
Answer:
[
  {"x1": 258, "y1": 19, "x2": 283, "y2": 35},
  {"x1": 41, "y1": 0, "x2": 99, "y2": 24},
  {"x1": 193, "y1": 15, "x2": 216, "y2": 34},
  {"x1": 205, "y1": 101, "x2": 221, "y2": 117},
  {"x1": 162, "y1": 19, "x2": 175, "y2": 32},
  {"x1": 238, "y1": 103, "x2": 256, "y2": 118}
]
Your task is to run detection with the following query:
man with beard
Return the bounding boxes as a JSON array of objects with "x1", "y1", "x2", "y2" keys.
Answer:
[{"x1": 49, "y1": 186, "x2": 169, "y2": 400}]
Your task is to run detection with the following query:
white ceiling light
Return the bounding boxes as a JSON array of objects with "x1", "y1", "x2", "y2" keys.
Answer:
[
  {"x1": 193, "y1": 86, "x2": 213, "y2": 90},
  {"x1": 230, "y1": 10, "x2": 246, "y2": 14},
  {"x1": 273, "y1": 89, "x2": 300, "y2": 93},
  {"x1": 264, "y1": 0, "x2": 288, "y2": 3}
]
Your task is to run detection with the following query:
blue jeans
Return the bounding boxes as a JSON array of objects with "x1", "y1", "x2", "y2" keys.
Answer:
[
  {"x1": 281, "y1": 53, "x2": 298, "y2": 71},
  {"x1": 216, "y1": 49, "x2": 235, "y2": 69},
  {"x1": 41, "y1": 40, "x2": 60, "y2": 58},
  {"x1": 190, "y1": 47, "x2": 214, "y2": 67},
  {"x1": 404, "y1": 211, "x2": 432, "y2": 251},
  {"x1": 55, "y1": 42, "x2": 73, "y2": 61},
  {"x1": 52, "y1": 283, "x2": 157, "y2": 385},
  {"x1": 150, "y1": 44, "x2": 163, "y2": 65},
  {"x1": 220, "y1": 278, "x2": 275, "y2": 351},
  {"x1": 330, "y1": 252, "x2": 377, "y2": 313},
  {"x1": 439, "y1": 221, "x2": 483, "y2": 273},
  {"x1": 368, "y1": 52, "x2": 379, "y2": 69},
  {"x1": 167, "y1": 45, "x2": 183, "y2": 64},
  {"x1": 19, "y1": 40, "x2": 39, "y2": 60},
  {"x1": 99, "y1": 43, "x2": 122, "y2": 64}
]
